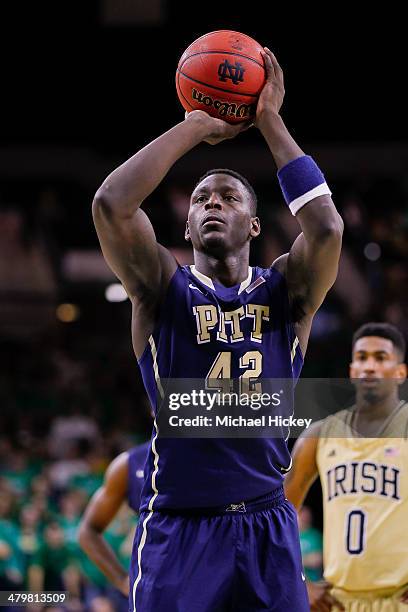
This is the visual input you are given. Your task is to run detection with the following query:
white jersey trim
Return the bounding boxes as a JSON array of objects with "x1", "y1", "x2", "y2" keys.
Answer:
[
  {"x1": 148, "y1": 336, "x2": 164, "y2": 399},
  {"x1": 190, "y1": 265, "x2": 215, "y2": 289},
  {"x1": 132, "y1": 420, "x2": 160, "y2": 611},
  {"x1": 238, "y1": 267, "x2": 253, "y2": 294},
  {"x1": 290, "y1": 336, "x2": 299, "y2": 363},
  {"x1": 190, "y1": 265, "x2": 252, "y2": 293}
]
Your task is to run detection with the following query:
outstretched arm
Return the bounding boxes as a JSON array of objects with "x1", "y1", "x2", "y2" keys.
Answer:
[
  {"x1": 256, "y1": 49, "x2": 343, "y2": 355},
  {"x1": 284, "y1": 422, "x2": 321, "y2": 509},
  {"x1": 92, "y1": 112, "x2": 250, "y2": 300},
  {"x1": 78, "y1": 452, "x2": 131, "y2": 596}
]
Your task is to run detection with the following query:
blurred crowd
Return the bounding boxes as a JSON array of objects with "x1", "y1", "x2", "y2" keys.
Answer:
[
  {"x1": 0, "y1": 344, "x2": 149, "y2": 610},
  {"x1": 0, "y1": 297, "x2": 151, "y2": 609},
  {"x1": 0, "y1": 171, "x2": 407, "y2": 608}
]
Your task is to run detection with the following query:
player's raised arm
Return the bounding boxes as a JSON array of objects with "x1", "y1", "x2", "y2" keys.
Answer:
[
  {"x1": 284, "y1": 422, "x2": 321, "y2": 510},
  {"x1": 78, "y1": 452, "x2": 131, "y2": 596},
  {"x1": 92, "y1": 112, "x2": 250, "y2": 303},
  {"x1": 256, "y1": 49, "x2": 343, "y2": 354}
]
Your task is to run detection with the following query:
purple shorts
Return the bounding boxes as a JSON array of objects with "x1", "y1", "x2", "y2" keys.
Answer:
[{"x1": 129, "y1": 487, "x2": 309, "y2": 611}]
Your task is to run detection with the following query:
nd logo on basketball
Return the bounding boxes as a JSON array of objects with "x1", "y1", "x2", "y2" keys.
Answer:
[{"x1": 218, "y1": 59, "x2": 245, "y2": 85}]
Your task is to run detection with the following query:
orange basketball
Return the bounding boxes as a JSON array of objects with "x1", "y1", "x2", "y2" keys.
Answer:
[{"x1": 176, "y1": 30, "x2": 266, "y2": 124}]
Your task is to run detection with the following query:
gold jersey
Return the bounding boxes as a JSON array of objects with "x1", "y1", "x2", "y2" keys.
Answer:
[{"x1": 316, "y1": 402, "x2": 408, "y2": 592}]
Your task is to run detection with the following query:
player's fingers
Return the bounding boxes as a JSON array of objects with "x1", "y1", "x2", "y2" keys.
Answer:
[
  {"x1": 237, "y1": 120, "x2": 254, "y2": 132},
  {"x1": 261, "y1": 49, "x2": 275, "y2": 80},
  {"x1": 325, "y1": 594, "x2": 345, "y2": 610},
  {"x1": 400, "y1": 589, "x2": 408, "y2": 601},
  {"x1": 311, "y1": 600, "x2": 331, "y2": 612},
  {"x1": 226, "y1": 120, "x2": 253, "y2": 136},
  {"x1": 265, "y1": 48, "x2": 284, "y2": 88},
  {"x1": 265, "y1": 47, "x2": 283, "y2": 75}
]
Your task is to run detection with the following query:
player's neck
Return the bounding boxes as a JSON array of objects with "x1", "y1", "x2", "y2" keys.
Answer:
[
  {"x1": 193, "y1": 251, "x2": 250, "y2": 287},
  {"x1": 355, "y1": 391, "x2": 401, "y2": 420}
]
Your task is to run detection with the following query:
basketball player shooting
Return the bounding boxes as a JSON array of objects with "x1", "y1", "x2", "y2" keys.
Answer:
[
  {"x1": 93, "y1": 48, "x2": 343, "y2": 611},
  {"x1": 285, "y1": 323, "x2": 408, "y2": 611}
]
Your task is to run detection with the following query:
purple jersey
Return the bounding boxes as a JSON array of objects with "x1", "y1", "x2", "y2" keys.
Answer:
[
  {"x1": 127, "y1": 442, "x2": 150, "y2": 513},
  {"x1": 138, "y1": 265, "x2": 303, "y2": 511}
]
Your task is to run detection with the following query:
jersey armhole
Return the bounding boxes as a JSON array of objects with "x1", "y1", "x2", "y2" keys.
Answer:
[
  {"x1": 137, "y1": 265, "x2": 183, "y2": 365},
  {"x1": 265, "y1": 263, "x2": 305, "y2": 374}
]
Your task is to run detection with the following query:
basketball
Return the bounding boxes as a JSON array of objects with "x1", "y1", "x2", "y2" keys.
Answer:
[{"x1": 176, "y1": 30, "x2": 266, "y2": 124}]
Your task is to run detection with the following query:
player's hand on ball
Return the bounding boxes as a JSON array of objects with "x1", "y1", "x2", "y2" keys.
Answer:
[
  {"x1": 255, "y1": 47, "x2": 285, "y2": 126},
  {"x1": 307, "y1": 581, "x2": 345, "y2": 612},
  {"x1": 185, "y1": 110, "x2": 252, "y2": 145}
]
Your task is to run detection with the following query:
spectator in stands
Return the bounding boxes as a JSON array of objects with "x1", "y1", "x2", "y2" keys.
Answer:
[
  {"x1": 0, "y1": 485, "x2": 23, "y2": 590},
  {"x1": 27, "y1": 521, "x2": 80, "y2": 598},
  {"x1": 17, "y1": 504, "x2": 42, "y2": 580}
]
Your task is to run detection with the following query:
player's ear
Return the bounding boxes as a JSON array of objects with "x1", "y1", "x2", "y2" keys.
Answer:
[
  {"x1": 250, "y1": 216, "x2": 261, "y2": 239},
  {"x1": 185, "y1": 221, "x2": 191, "y2": 242},
  {"x1": 349, "y1": 364, "x2": 358, "y2": 390},
  {"x1": 396, "y1": 362, "x2": 407, "y2": 385}
]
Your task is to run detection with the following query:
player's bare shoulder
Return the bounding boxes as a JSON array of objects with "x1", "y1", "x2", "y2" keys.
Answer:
[
  {"x1": 302, "y1": 419, "x2": 323, "y2": 438},
  {"x1": 385, "y1": 400, "x2": 408, "y2": 437},
  {"x1": 130, "y1": 244, "x2": 179, "y2": 358},
  {"x1": 104, "y1": 450, "x2": 130, "y2": 493},
  {"x1": 93, "y1": 194, "x2": 178, "y2": 352},
  {"x1": 93, "y1": 197, "x2": 177, "y2": 299}
]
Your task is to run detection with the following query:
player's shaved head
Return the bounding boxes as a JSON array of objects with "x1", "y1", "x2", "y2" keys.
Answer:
[{"x1": 195, "y1": 168, "x2": 257, "y2": 215}]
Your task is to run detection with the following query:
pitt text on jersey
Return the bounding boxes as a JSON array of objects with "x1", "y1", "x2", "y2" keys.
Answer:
[
  {"x1": 192, "y1": 302, "x2": 270, "y2": 394},
  {"x1": 193, "y1": 303, "x2": 270, "y2": 345}
]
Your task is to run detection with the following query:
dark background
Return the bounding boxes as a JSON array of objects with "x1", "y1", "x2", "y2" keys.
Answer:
[{"x1": 5, "y1": 2, "x2": 408, "y2": 147}]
